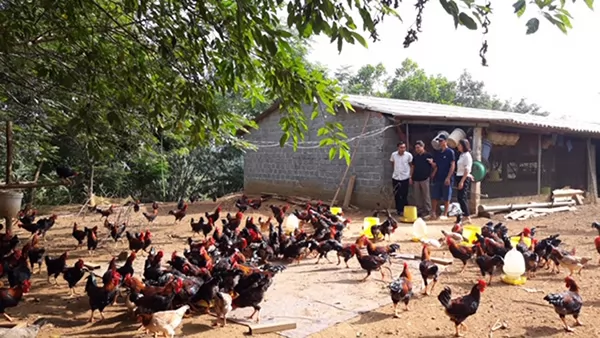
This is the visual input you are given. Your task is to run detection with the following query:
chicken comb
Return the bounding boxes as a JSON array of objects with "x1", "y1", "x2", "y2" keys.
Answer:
[
  {"x1": 236, "y1": 211, "x2": 244, "y2": 219},
  {"x1": 157, "y1": 250, "x2": 164, "y2": 257},
  {"x1": 171, "y1": 251, "x2": 177, "y2": 259},
  {"x1": 564, "y1": 276, "x2": 575, "y2": 283},
  {"x1": 477, "y1": 279, "x2": 487, "y2": 287},
  {"x1": 523, "y1": 227, "x2": 531, "y2": 235},
  {"x1": 403, "y1": 261, "x2": 408, "y2": 268}
]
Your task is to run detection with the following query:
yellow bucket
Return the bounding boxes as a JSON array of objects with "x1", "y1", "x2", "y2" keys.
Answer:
[
  {"x1": 461, "y1": 225, "x2": 482, "y2": 245},
  {"x1": 330, "y1": 207, "x2": 342, "y2": 215},
  {"x1": 501, "y1": 274, "x2": 527, "y2": 285},
  {"x1": 510, "y1": 236, "x2": 532, "y2": 249},
  {"x1": 401, "y1": 206, "x2": 418, "y2": 223},
  {"x1": 361, "y1": 217, "x2": 383, "y2": 240}
]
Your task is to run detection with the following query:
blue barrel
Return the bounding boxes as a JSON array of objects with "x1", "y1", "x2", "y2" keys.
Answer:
[{"x1": 482, "y1": 139, "x2": 492, "y2": 161}]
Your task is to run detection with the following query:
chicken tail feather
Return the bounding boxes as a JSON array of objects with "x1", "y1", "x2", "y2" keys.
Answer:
[{"x1": 437, "y1": 286, "x2": 452, "y2": 309}]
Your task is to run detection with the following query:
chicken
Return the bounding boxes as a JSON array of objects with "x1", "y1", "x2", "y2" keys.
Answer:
[
  {"x1": 116, "y1": 252, "x2": 136, "y2": 282},
  {"x1": 419, "y1": 245, "x2": 440, "y2": 296},
  {"x1": 592, "y1": 222, "x2": 600, "y2": 263},
  {"x1": 336, "y1": 243, "x2": 357, "y2": 268},
  {"x1": 36, "y1": 214, "x2": 58, "y2": 239},
  {"x1": 441, "y1": 229, "x2": 464, "y2": 243},
  {"x1": 126, "y1": 231, "x2": 145, "y2": 253},
  {"x1": 313, "y1": 239, "x2": 344, "y2": 264},
  {"x1": 142, "y1": 209, "x2": 158, "y2": 223},
  {"x1": 26, "y1": 235, "x2": 45, "y2": 274},
  {"x1": 205, "y1": 206, "x2": 221, "y2": 224},
  {"x1": 86, "y1": 226, "x2": 99, "y2": 255},
  {"x1": 213, "y1": 292, "x2": 233, "y2": 327},
  {"x1": 109, "y1": 222, "x2": 127, "y2": 245},
  {"x1": 168, "y1": 203, "x2": 188, "y2": 223},
  {"x1": 231, "y1": 271, "x2": 276, "y2": 323},
  {"x1": 138, "y1": 305, "x2": 190, "y2": 338},
  {"x1": 551, "y1": 248, "x2": 590, "y2": 276},
  {"x1": 543, "y1": 276, "x2": 583, "y2": 332},
  {"x1": 0, "y1": 279, "x2": 30, "y2": 321},
  {"x1": 133, "y1": 200, "x2": 140, "y2": 213},
  {"x1": 438, "y1": 280, "x2": 487, "y2": 337},
  {"x1": 474, "y1": 253, "x2": 504, "y2": 285},
  {"x1": 44, "y1": 252, "x2": 68, "y2": 285},
  {"x1": 131, "y1": 279, "x2": 183, "y2": 314},
  {"x1": 356, "y1": 235, "x2": 400, "y2": 263},
  {"x1": 56, "y1": 166, "x2": 78, "y2": 181},
  {"x1": 85, "y1": 271, "x2": 120, "y2": 322},
  {"x1": 72, "y1": 222, "x2": 86, "y2": 248},
  {"x1": 354, "y1": 244, "x2": 392, "y2": 282},
  {"x1": 389, "y1": 262, "x2": 413, "y2": 317},
  {"x1": 446, "y1": 237, "x2": 474, "y2": 273},
  {"x1": 63, "y1": 259, "x2": 87, "y2": 297},
  {"x1": 190, "y1": 217, "x2": 209, "y2": 237},
  {"x1": 95, "y1": 205, "x2": 114, "y2": 220}
]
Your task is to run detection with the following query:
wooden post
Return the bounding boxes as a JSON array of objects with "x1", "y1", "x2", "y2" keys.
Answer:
[
  {"x1": 537, "y1": 134, "x2": 542, "y2": 195},
  {"x1": 29, "y1": 161, "x2": 44, "y2": 205},
  {"x1": 342, "y1": 175, "x2": 356, "y2": 208},
  {"x1": 586, "y1": 138, "x2": 597, "y2": 203},
  {"x1": 469, "y1": 127, "x2": 482, "y2": 215},
  {"x1": 5, "y1": 122, "x2": 12, "y2": 184}
]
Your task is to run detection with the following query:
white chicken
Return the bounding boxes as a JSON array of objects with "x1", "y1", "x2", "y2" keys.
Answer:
[
  {"x1": 138, "y1": 305, "x2": 190, "y2": 338},
  {"x1": 213, "y1": 292, "x2": 233, "y2": 327}
]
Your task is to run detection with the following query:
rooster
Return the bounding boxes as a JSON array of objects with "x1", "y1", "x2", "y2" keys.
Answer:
[
  {"x1": 168, "y1": 203, "x2": 188, "y2": 223},
  {"x1": 389, "y1": 262, "x2": 413, "y2": 317},
  {"x1": 205, "y1": 206, "x2": 221, "y2": 224},
  {"x1": 543, "y1": 276, "x2": 583, "y2": 332},
  {"x1": 95, "y1": 205, "x2": 114, "y2": 220},
  {"x1": 438, "y1": 280, "x2": 487, "y2": 337},
  {"x1": 72, "y1": 223, "x2": 86, "y2": 248},
  {"x1": 126, "y1": 231, "x2": 145, "y2": 253},
  {"x1": 354, "y1": 244, "x2": 392, "y2": 282},
  {"x1": 56, "y1": 166, "x2": 78, "y2": 182},
  {"x1": 110, "y1": 222, "x2": 127, "y2": 245},
  {"x1": 419, "y1": 245, "x2": 440, "y2": 296},
  {"x1": 143, "y1": 208, "x2": 158, "y2": 223},
  {"x1": 0, "y1": 280, "x2": 32, "y2": 322},
  {"x1": 446, "y1": 237, "x2": 474, "y2": 273}
]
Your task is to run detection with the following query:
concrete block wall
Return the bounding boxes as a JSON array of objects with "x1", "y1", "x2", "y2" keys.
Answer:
[{"x1": 243, "y1": 105, "x2": 392, "y2": 208}]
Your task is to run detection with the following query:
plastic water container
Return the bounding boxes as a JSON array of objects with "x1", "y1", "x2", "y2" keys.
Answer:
[
  {"x1": 510, "y1": 236, "x2": 532, "y2": 249},
  {"x1": 330, "y1": 207, "x2": 342, "y2": 215},
  {"x1": 403, "y1": 206, "x2": 417, "y2": 223},
  {"x1": 362, "y1": 217, "x2": 380, "y2": 239},
  {"x1": 411, "y1": 218, "x2": 427, "y2": 241},
  {"x1": 0, "y1": 190, "x2": 23, "y2": 219},
  {"x1": 461, "y1": 225, "x2": 482, "y2": 245},
  {"x1": 284, "y1": 214, "x2": 300, "y2": 233},
  {"x1": 502, "y1": 247, "x2": 527, "y2": 285},
  {"x1": 447, "y1": 128, "x2": 467, "y2": 148}
]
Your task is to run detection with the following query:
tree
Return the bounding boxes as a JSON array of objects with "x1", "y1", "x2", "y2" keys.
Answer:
[
  {"x1": 335, "y1": 63, "x2": 387, "y2": 96},
  {"x1": 387, "y1": 59, "x2": 457, "y2": 104}
]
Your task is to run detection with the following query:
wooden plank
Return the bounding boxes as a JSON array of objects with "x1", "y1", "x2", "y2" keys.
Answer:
[
  {"x1": 574, "y1": 194, "x2": 585, "y2": 205},
  {"x1": 552, "y1": 196, "x2": 573, "y2": 203},
  {"x1": 527, "y1": 206, "x2": 575, "y2": 214},
  {"x1": 249, "y1": 321, "x2": 297, "y2": 335},
  {"x1": 342, "y1": 175, "x2": 356, "y2": 209},
  {"x1": 587, "y1": 138, "x2": 598, "y2": 204},
  {"x1": 552, "y1": 189, "x2": 585, "y2": 197}
]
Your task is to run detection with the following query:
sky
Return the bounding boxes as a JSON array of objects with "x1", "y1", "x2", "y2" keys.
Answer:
[{"x1": 307, "y1": 2, "x2": 600, "y2": 121}]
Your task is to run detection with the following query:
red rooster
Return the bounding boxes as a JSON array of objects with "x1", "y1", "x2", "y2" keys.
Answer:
[
  {"x1": 126, "y1": 231, "x2": 145, "y2": 253},
  {"x1": 44, "y1": 251, "x2": 68, "y2": 285},
  {"x1": 446, "y1": 237, "x2": 474, "y2": 273},
  {"x1": 142, "y1": 209, "x2": 158, "y2": 223},
  {"x1": 389, "y1": 261, "x2": 413, "y2": 317},
  {"x1": 438, "y1": 279, "x2": 487, "y2": 337},
  {"x1": 95, "y1": 205, "x2": 114, "y2": 220},
  {"x1": 168, "y1": 203, "x2": 188, "y2": 223},
  {"x1": 72, "y1": 223, "x2": 86, "y2": 248},
  {"x1": 0, "y1": 280, "x2": 32, "y2": 322},
  {"x1": 205, "y1": 206, "x2": 221, "y2": 224},
  {"x1": 419, "y1": 245, "x2": 440, "y2": 296},
  {"x1": 353, "y1": 244, "x2": 392, "y2": 282}
]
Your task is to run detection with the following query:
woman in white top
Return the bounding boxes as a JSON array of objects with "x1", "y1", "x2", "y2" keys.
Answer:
[{"x1": 456, "y1": 139, "x2": 473, "y2": 222}]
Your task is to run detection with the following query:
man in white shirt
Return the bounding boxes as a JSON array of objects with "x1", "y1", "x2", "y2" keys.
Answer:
[{"x1": 390, "y1": 141, "x2": 413, "y2": 216}]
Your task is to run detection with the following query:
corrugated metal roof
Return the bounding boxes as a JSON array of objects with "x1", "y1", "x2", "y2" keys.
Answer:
[{"x1": 346, "y1": 95, "x2": 600, "y2": 135}]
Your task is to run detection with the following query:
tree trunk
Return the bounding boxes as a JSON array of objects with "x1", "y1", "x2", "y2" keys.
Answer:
[
  {"x1": 29, "y1": 161, "x2": 44, "y2": 205},
  {"x1": 89, "y1": 164, "x2": 94, "y2": 202},
  {"x1": 5, "y1": 122, "x2": 12, "y2": 184}
]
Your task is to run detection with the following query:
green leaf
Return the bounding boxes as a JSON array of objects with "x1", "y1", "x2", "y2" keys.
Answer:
[
  {"x1": 440, "y1": 0, "x2": 453, "y2": 15},
  {"x1": 328, "y1": 147, "x2": 336, "y2": 160},
  {"x1": 351, "y1": 31, "x2": 368, "y2": 48},
  {"x1": 279, "y1": 133, "x2": 289, "y2": 147},
  {"x1": 525, "y1": 18, "x2": 540, "y2": 34},
  {"x1": 584, "y1": 0, "x2": 594, "y2": 10},
  {"x1": 543, "y1": 12, "x2": 568, "y2": 33},
  {"x1": 458, "y1": 12, "x2": 478, "y2": 29},
  {"x1": 513, "y1": 0, "x2": 526, "y2": 17}
]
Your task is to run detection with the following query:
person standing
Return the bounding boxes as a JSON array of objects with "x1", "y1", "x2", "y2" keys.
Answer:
[
  {"x1": 430, "y1": 134, "x2": 455, "y2": 220},
  {"x1": 390, "y1": 141, "x2": 413, "y2": 216},
  {"x1": 456, "y1": 139, "x2": 473, "y2": 223},
  {"x1": 411, "y1": 140, "x2": 433, "y2": 217}
]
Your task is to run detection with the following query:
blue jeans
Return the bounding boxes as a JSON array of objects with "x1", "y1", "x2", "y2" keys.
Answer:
[{"x1": 431, "y1": 179, "x2": 453, "y2": 201}]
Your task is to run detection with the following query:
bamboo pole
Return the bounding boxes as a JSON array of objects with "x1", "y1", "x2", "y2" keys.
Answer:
[{"x1": 5, "y1": 122, "x2": 12, "y2": 184}]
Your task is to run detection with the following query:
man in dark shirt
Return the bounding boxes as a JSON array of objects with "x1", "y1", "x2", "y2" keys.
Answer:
[
  {"x1": 411, "y1": 140, "x2": 433, "y2": 217},
  {"x1": 430, "y1": 134, "x2": 456, "y2": 220}
]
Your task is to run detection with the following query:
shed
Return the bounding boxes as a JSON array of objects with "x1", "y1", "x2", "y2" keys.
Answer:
[{"x1": 241, "y1": 95, "x2": 600, "y2": 211}]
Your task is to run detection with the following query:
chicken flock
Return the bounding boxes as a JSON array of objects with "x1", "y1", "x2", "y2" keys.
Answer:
[{"x1": 0, "y1": 191, "x2": 597, "y2": 337}]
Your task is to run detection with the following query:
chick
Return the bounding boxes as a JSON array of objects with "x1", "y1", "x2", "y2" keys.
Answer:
[{"x1": 213, "y1": 292, "x2": 233, "y2": 327}]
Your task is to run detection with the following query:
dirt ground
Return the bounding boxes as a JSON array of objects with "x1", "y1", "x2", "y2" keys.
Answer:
[{"x1": 7, "y1": 197, "x2": 600, "y2": 338}]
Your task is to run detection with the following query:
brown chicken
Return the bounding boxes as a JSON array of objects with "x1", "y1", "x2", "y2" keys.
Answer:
[
  {"x1": 95, "y1": 205, "x2": 114, "y2": 219},
  {"x1": 356, "y1": 235, "x2": 400, "y2": 263},
  {"x1": 205, "y1": 206, "x2": 221, "y2": 224},
  {"x1": 0, "y1": 280, "x2": 31, "y2": 322},
  {"x1": 168, "y1": 203, "x2": 188, "y2": 223},
  {"x1": 142, "y1": 209, "x2": 158, "y2": 223},
  {"x1": 85, "y1": 270, "x2": 120, "y2": 322},
  {"x1": 353, "y1": 244, "x2": 392, "y2": 282},
  {"x1": 543, "y1": 276, "x2": 583, "y2": 332},
  {"x1": 72, "y1": 223, "x2": 86, "y2": 248},
  {"x1": 123, "y1": 274, "x2": 178, "y2": 298},
  {"x1": 438, "y1": 280, "x2": 487, "y2": 337},
  {"x1": 126, "y1": 231, "x2": 145, "y2": 253},
  {"x1": 336, "y1": 243, "x2": 358, "y2": 268},
  {"x1": 137, "y1": 305, "x2": 190, "y2": 338},
  {"x1": 419, "y1": 245, "x2": 440, "y2": 296},
  {"x1": 446, "y1": 237, "x2": 474, "y2": 273},
  {"x1": 389, "y1": 262, "x2": 413, "y2": 317}
]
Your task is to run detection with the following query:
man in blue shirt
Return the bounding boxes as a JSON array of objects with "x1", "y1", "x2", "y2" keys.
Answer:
[{"x1": 430, "y1": 134, "x2": 455, "y2": 220}]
